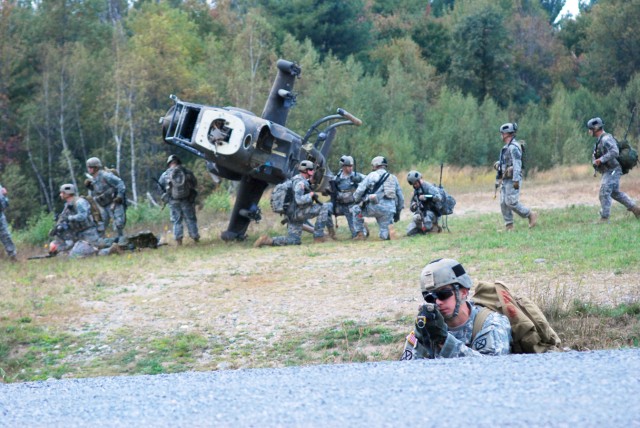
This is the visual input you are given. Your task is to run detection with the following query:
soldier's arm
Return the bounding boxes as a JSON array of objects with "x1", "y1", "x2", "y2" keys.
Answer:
[
  {"x1": 352, "y1": 175, "x2": 370, "y2": 203},
  {"x1": 105, "y1": 173, "x2": 126, "y2": 198},
  {"x1": 395, "y1": 177, "x2": 404, "y2": 208},
  {"x1": 510, "y1": 145, "x2": 523, "y2": 182},
  {"x1": 67, "y1": 200, "x2": 90, "y2": 223},
  {"x1": 293, "y1": 179, "x2": 312, "y2": 206},
  {"x1": 599, "y1": 135, "x2": 619, "y2": 164}
]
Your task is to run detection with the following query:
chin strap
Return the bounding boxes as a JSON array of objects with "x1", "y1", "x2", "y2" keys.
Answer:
[{"x1": 444, "y1": 284, "x2": 462, "y2": 320}]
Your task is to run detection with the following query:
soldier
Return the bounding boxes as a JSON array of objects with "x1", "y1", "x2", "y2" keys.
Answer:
[
  {"x1": 254, "y1": 160, "x2": 334, "y2": 247},
  {"x1": 351, "y1": 156, "x2": 404, "y2": 240},
  {"x1": 406, "y1": 170, "x2": 443, "y2": 236},
  {"x1": 84, "y1": 157, "x2": 127, "y2": 243},
  {"x1": 0, "y1": 182, "x2": 17, "y2": 261},
  {"x1": 495, "y1": 123, "x2": 537, "y2": 231},
  {"x1": 49, "y1": 184, "x2": 119, "y2": 258},
  {"x1": 158, "y1": 154, "x2": 200, "y2": 245},
  {"x1": 329, "y1": 155, "x2": 365, "y2": 238},
  {"x1": 588, "y1": 117, "x2": 640, "y2": 221},
  {"x1": 401, "y1": 258, "x2": 512, "y2": 360}
]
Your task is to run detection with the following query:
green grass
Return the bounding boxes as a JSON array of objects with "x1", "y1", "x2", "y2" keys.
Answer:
[{"x1": 1, "y1": 203, "x2": 639, "y2": 382}]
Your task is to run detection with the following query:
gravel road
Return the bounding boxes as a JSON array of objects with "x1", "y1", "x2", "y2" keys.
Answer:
[{"x1": 2, "y1": 348, "x2": 639, "y2": 427}]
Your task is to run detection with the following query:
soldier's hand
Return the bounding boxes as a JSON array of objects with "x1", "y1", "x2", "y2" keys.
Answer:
[
  {"x1": 311, "y1": 193, "x2": 321, "y2": 204},
  {"x1": 416, "y1": 304, "x2": 448, "y2": 347},
  {"x1": 594, "y1": 159, "x2": 602, "y2": 166},
  {"x1": 393, "y1": 210, "x2": 400, "y2": 223},
  {"x1": 495, "y1": 180, "x2": 500, "y2": 190},
  {"x1": 84, "y1": 178, "x2": 93, "y2": 189},
  {"x1": 410, "y1": 202, "x2": 418, "y2": 212},
  {"x1": 493, "y1": 161, "x2": 500, "y2": 171},
  {"x1": 113, "y1": 196, "x2": 123, "y2": 204},
  {"x1": 513, "y1": 181, "x2": 520, "y2": 190}
]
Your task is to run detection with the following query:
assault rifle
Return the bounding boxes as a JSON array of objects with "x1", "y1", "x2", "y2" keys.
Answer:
[
  {"x1": 152, "y1": 177, "x2": 168, "y2": 209},
  {"x1": 28, "y1": 252, "x2": 57, "y2": 260},
  {"x1": 358, "y1": 172, "x2": 389, "y2": 210}
]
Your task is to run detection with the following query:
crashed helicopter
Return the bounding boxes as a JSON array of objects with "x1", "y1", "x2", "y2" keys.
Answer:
[{"x1": 159, "y1": 59, "x2": 362, "y2": 241}]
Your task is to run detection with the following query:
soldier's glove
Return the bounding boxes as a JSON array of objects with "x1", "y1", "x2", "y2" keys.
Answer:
[
  {"x1": 311, "y1": 193, "x2": 321, "y2": 204},
  {"x1": 393, "y1": 210, "x2": 401, "y2": 223},
  {"x1": 415, "y1": 304, "x2": 448, "y2": 347},
  {"x1": 493, "y1": 161, "x2": 500, "y2": 171},
  {"x1": 513, "y1": 181, "x2": 520, "y2": 190},
  {"x1": 594, "y1": 159, "x2": 602, "y2": 167},
  {"x1": 113, "y1": 196, "x2": 123, "y2": 204},
  {"x1": 410, "y1": 202, "x2": 418, "y2": 212},
  {"x1": 495, "y1": 181, "x2": 500, "y2": 190},
  {"x1": 84, "y1": 178, "x2": 93, "y2": 190}
]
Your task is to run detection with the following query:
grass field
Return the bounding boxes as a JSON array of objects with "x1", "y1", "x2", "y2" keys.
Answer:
[{"x1": 1, "y1": 167, "x2": 639, "y2": 382}]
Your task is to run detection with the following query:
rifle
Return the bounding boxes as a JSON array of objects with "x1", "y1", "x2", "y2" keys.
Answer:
[
  {"x1": 359, "y1": 172, "x2": 389, "y2": 210},
  {"x1": 152, "y1": 177, "x2": 168, "y2": 210},
  {"x1": 28, "y1": 252, "x2": 57, "y2": 260},
  {"x1": 622, "y1": 105, "x2": 637, "y2": 143},
  {"x1": 329, "y1": 175, "x2": 339, "y2": 227}
]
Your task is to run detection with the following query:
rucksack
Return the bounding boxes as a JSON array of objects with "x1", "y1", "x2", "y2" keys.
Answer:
[
  {"x1": 471, "y1": 281, "x2": 561, "y2": 354},
  {"x1": 81, "y1": 195, "x2": 103, "y2": 224},
  {"x1": 433, "y1": 187, "x2": 456, "y2": 216},
  {"x1": 616, "y1": 139, "x2": 638, "y2": 174},
  {"x1": 169, "y1": 166, "x2": 193, "y2": 200},
  {"x1": 270, "y1": 180, "x2": 294, "y2": 214}
]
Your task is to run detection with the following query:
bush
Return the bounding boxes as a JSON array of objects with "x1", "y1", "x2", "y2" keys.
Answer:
[
  {"x1": 203, "y1": 190, "x2": 231, "y2": 213},
  {"x1": 14, "y1": 211, "x2": 55, "y2": 247}
]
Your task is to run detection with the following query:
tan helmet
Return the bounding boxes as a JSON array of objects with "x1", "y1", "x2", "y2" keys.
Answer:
[
  {"x1": 167, "y1": 154, "x2": 181, "y2": 165},
  {"x1": 59, "y1": 183, "x2": 77, "y2": 196},
  {"x1": 499, "y1": 122, "x2": 518, "y2": 134},
  {"x1": 371, "y1": 156, "x2": 388, "y2": 168},
  {"x1": 298, "y1": 160, "x2": 315, "y2": 172},
  {"x1": 86, "y1": 157, "x2": 103, "y2": 168},
  {"x1": 407, "y1": 170, "x2": 422, "y2": 185},
  {"x1": 419, "y1": 258, "x2": 472, "y2": 294},
  {"x1": 587, "y1": 117, "x2": 604, "y2": 130},
  {"x1": 339, "y1": 155, "x2": 354, "y2": 167}
]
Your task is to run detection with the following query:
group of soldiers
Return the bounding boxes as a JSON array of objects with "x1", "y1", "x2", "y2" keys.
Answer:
[
  {"x1": 2, "y1": 117, "x2": 639, "y2": 263},
  {"x1": 0, "y1": 153, "x2": 200, "y2": 260}
]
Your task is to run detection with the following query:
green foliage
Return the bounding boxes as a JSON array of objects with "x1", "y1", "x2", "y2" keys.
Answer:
[
  {"x1": 14, "y1": 211, "x2": 55, "y2": 247},
  {"x1": 125, "y1": 203, "x2": 166, "y2": 226},
  {"x1": 203, "y1": 190, "x2": 232, "y2": 213}
]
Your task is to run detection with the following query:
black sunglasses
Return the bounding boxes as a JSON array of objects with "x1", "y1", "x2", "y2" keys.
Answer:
[{"x1": 424, "y1": 288, "x2": 455, "y2": 304}]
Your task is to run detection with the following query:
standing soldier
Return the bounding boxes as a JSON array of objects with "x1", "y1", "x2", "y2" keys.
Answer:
[
  {"x1": 158, "y1": 154, "x2": 200, "y2": 245},
  {"x1": 406, "y1": 171, "x2": 443, "y2": 236},
  {"x1": 351, "y1": 156, "x2": 404, "y2": 240},
  {"x1": 0, "y1": 182, "x2": 17, "y2": 261},
  {"x1": 254, "y1": 160, "x2": 334, "y2": 247},
  {"x1": 588, "y1": 117, "x2": 640, "y2": 221},
  {"x1": 84, "y1": 157, "x2": 127, "y2": 243},
  {"x1": 495, "y1": 123, "x2": 537, "y2": 231},
  {"x1": 329, "y1": 155, "x2": 365, "y2": 238}
]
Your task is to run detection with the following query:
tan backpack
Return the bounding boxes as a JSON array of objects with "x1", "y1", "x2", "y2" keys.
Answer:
[{"x1": 471, "y1": 281, "x2": 562, "y2": 354}]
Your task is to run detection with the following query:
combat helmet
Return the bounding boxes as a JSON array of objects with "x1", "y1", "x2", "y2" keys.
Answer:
[
  {"x1": 86, "y1": 157, "x2": 103, "y2": 168},
  {"x1": 59, "y1": 183, "x2": 77, "y2": 196},
  {"x1": 587, "y1": 117, "x2": 604, "y2": 130},
  {"x1": 167, "y1": 154, "x2": 181, "y2": 165},
  {"x1": 407, "y1": 170, "x2": 422, "y2": 185},
  {"x1": 339, "y1": 155, "x2": 354, "y2": 167},
  {"x1": 420, "y1": 258, "x2": 472, "y2": 294},
  {"x1": 371, "y1": 156, "x2": 388, "y2": 168},
  {"x1": 298, "y1": 160, "x2": 315, "y2": 172},
  {"x1": 499, "y1": 122, "x2": 518, "y2": 134}
]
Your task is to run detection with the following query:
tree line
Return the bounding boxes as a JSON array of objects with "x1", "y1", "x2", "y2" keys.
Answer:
[{"x1": 0, "y1": 0, "x2": 639, "y2": 228}]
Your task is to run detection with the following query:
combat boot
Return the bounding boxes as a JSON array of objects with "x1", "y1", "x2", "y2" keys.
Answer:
[
  {"x1": 629, "y1": 205, "x2": 640, "y2": 219},
  {"x1": 176, "y1": 238, "x2": 183, "y2": 246},
  {"x1": 254, "y1": 235, "x2": 273, "y2": 248},
  {"x1": 433, "y1": 225, "x2": 443, "y2": 234},
  {"x1": 314, "y1": 236, "x2": 327, "y2": 244},
  {"x1": 353, "y1": 232, "x2": 366, "y2": 241},
  {"x1": 505, "y1": 223, "x2": 514, "y2": 232},
  {"x1": 327, "y1": 226, "x2": 337, "y2": 240},
  {"x1": 528, "y1": 211, "x2": 538, "y2": 228},
  {"x1": 388, "y1": 225, "x2": 397, "y2": 240},
  {"x1": 107, "y1": 243, "x2": 123, "y2": 255}
]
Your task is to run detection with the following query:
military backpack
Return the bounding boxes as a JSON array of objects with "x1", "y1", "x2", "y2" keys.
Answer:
[
  {"x1": 471, "y1": 281, "x2": 561, "y2": 354},
  {"x1": 270, "y1": 180, "x2": 294, "y2": 214},
  {"x1": 433, "y1": 187, "x2": 456, "y2": 216},
  {"x1": 593, "y1": 136, "x2": 638, "y2": 175},
  {"x1": 168, "y1": 166, "x2": 194, "y2": 200}
]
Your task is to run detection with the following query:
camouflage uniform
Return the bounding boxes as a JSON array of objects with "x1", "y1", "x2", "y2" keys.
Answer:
[
  {"x1": 351, "y1": 169, "x2": 404, "y2": 240},
  {"x1": 401, "y1": 302, "x2": 511, "y2": 359},
  {"x1": 271, "y1": 173, "x2": 333, "y2": 246},
  {"x1": 498, "y1": 139, "x2": 531, "y2": 226},
  {"x1": 0, "y1": 183, "x2": 17, "y2": 259},
  {"x1": 593, "y1": 132, "x2": 637, "y2": 219},
  {"x1": 51, "y1": 196, "x2": 109, "y2": 258},
  {"x1": 407, "y1": 180, "x2": 442, "y2": 236},
  {"x1": 88, "y1": 170, "x2": 127, "y2": 240},
  {"x1": 159, "y1": 165, "x2": 200, "y2": 242},
  {"x1": 332, "y1": 169, "x2": 365, "y2": 237}
]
